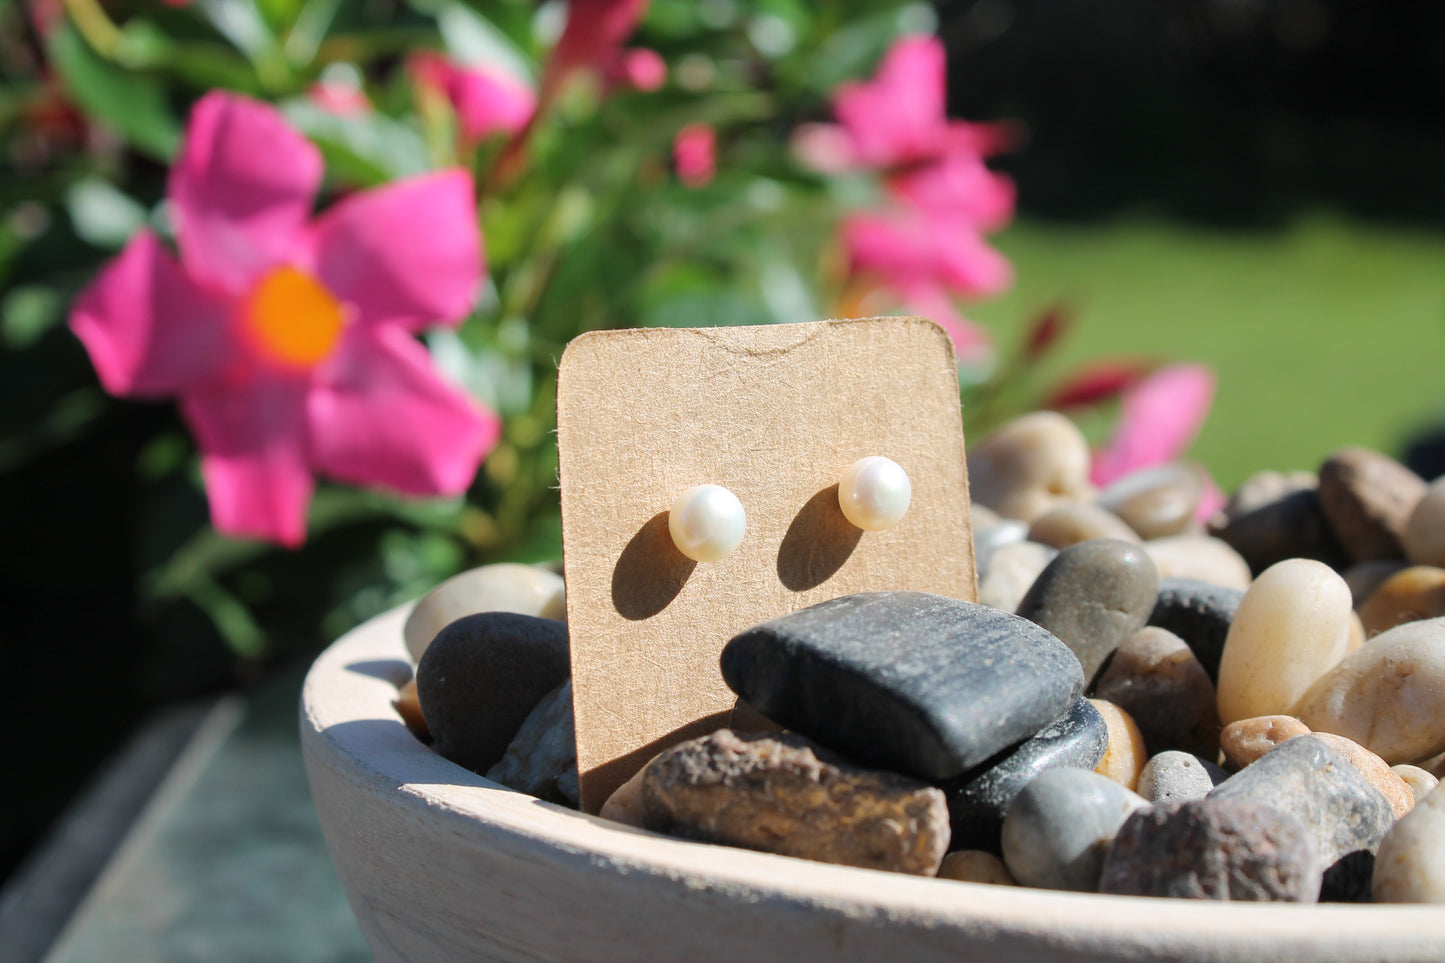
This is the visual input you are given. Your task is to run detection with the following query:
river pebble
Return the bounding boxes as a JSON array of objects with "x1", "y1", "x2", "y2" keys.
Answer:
[
  {"x1": 1219, "y1": 715, "x2": 1311, "y2": 770},
  {"x1": 1148, "y1": 578, "x2": 1244, "y2": 682},
  {"x1": 1093, "y1": 627, "x2": 1220, "y2": 759},
  {"x1": 1392, "y1": 765, "x2": 1439, "y2": 803},
  {"x1": 938, "y1": 850, "x2": 1017, "y2": 885},
  {"x1": 1310, "y1": 732, "x2": 1415, "y2": 820},
  {"x1": 1000, "y1": 767, "x2": 1149, "y2": 892},
  {"x1": 486, "y1": 679, "x2": 579, "y2": 806},
  {"x1": 1208, "y1": 470, "x2": 1347, "y2": 575},
  {"x1": 967, "y1": 412, "x2": 1094, "y2": 522},
  {"x1": 1404, "y1": 476, "x2": 1445, "y2": 568},
  {"x1": 1090, "y1": 699, "x2": 1149, "y2": 790},
  {"x1": 416, "y1": 612, "x2": 570, "y2": 775},
  {"x1": 941, "y1": 697, "x2": 1107, "y2": 852},
  {"x1": 1141, "y1": 535, "x2": 1252, "y2": 591},
  {"x1": 720, "y1": 592, "x2": 1084, "y2": 780},
  {"x1": 1317, "y1": 447, "x2": 1426, "y2": 563},
  {"x1": 1016, "y1": 539, "x2": 1159, "y2": 682},
  {"x1": 1373, "y1": 782, "x2": 1445, "y2": 903},
  {"x1": 1208, "y1": 735, "x2": 1394, "y2": 865},
  {"x1": 641, "y1": 729, "x2": 949, "y2": 876},
  {"x1": 1294, "y1": 615, "x2": 1445, "y2": 764},
  {"x1": 1096, "y1": 463, "x2": 1205, "y2": 540},
  {"x1": 1027, "y1": 503, "x2": 1140, "y2": 550},
  {"x1": 1356, "y1": 565, "x2": 1445, "y2": 637},
  {"x1": 976, "y1": 540, "x2": 1055, "y2": 612},
  {"x1": 1215, "y1": 559, "x2": 1353, "y2": 726},
  {"x1": 1099, "y1": 797, "x2": 1322, "y2": 901},
  {"x1": 403, "y1": 563, "x2": 566, "y2": 663},
  {"x1": 1137, "y1": 751, "x2": 1228, "y2": 805},
  {"x1": 1343, "y1": 560, "x2": 1410, "y2": 608}
]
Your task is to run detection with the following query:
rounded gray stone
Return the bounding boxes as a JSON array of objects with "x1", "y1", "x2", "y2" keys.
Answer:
[
  {"x1": 721, "y1": 591, "x2": 1085, "y2": 781},
  {"x1": 1137, "y1": 751, "x2": 1229, "y2": 805},
  {"x1": 1000, "y1": 767, "x2": 1149, "y2": 892},
  {"x1": 1092, "y1": 626, "x2": 1220, "y2": 758},
  {"x1": 416, "y1": 612, "x2": 570, "y2": 775},
  {"x1": 1016, "y1": 539, "x2": 1160, "y2": 682},
  {"x1": 486, "y1": 679, "x2": 579, "y2": 806},
  {"x1": 1095, "y1": 462, "x2": 1204, "y2": 540},
  {"x1": 1207, "y1": 734, "x2": 1394, "y2": 865},
  {"x1": 1099, "y1": 797, "x2": 1322, "y2": 901}
]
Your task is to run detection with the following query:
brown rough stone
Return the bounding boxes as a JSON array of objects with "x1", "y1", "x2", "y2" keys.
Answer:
[
  {"x1": 1099, "y1": 798, "x2": 1322, "y2": 901},
  {"x1": 1357, "y1": 566, "x2": 1445, "y2": 637},
  {"x1": 642, "y1": 729, "x2": 949, "y2": 876},
  {"x1": 1220, "y1": 715, "x2": 1311, "y2": 770},
  {"x1": 1318, "y1": 447, "x2": 1426, "y2": 563},
  {"x1": 1093, "y1": 627, "x2": 1221, "y2": 759}
]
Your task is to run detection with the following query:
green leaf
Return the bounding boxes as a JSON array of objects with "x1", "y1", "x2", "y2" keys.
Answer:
[
  {"x1": 66, "y1": 178, "x2": 148, "y2": 250},
  {"x1": 194, "y1": 0, "x2": 293, "y2": 90},
  {"x1": 282, "y1": 99, "x2": 430, "y2": 184},
  {"x1": 47, "y1": 25, "x2": 180, "y2": 160},
  {"x1": 284, "y1": 0, "x2": 342, "y2": 66},
  {"x1": 1, "y1": 286, "x2": 64, "y2": 349},
  {"x1": 437, "y1": 1, "x2": 534, "y2": 79}
]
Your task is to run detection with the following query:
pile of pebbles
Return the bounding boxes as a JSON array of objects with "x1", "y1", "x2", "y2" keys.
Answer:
[{"x1": 394, "y1": 412, "x2": 1445, "y2": 904}]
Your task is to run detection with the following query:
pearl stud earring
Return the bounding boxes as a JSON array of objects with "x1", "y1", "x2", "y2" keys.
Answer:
[
  {"x1": 669, "y1": 484, "x2": 746, "y2": 562},
  {"x1": 838, "y1": 456, "x2": 911, "y2": 531}
]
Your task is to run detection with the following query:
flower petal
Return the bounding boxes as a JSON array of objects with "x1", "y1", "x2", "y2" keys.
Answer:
[
  {"x1": 179, "y1": 375, "x2": 313, "y2": 547},
  {"x1": 309, "y1": 170, "x2": 482, "y2": 330},
  {"x1": 833, "y1": 35, "x2": 946, "y2": 168},
  {"x1": 891, "y1": 152, "x2": 1016, "y2": 232},
  {"x1": 1091, "y1": 363, "x2": 1217, "y2": 486},
  {"x1": 169, "y1": 91, "x2": 322, "y2": 294},
  {"x1": 69, "y1": 231, "x2": 231, "y2": 398},
  {"x1": 410, "y1": 53, "x2": 535, "y2": 144},
  {"x1": 844, "y1": 206, "x2": 1012, "y2": 298},
  {"x1": 894, "y1": 282, "x2": 993, "y2": 365},
  {"x1": 674, "y1": 123, "x2": 716, "y2": 188},
  {"x1": 308, "y1": 325, "x2": 499, "y2": 496}
]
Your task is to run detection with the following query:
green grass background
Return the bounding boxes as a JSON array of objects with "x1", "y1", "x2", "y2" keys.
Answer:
[{"x1": 969, "y1": 214, "x2": 1445, "y2": 489}]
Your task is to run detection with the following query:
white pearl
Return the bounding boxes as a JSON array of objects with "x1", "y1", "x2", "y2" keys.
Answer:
[
  {"x1": 668, "y1": 485, "x2": 746, "y2": 562},
  {"x1": 838, "y1": 456, "x2": 912, "y2": 531}
]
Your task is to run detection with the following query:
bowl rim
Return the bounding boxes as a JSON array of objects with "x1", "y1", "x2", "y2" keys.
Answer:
[{"x1": 301, "y1": 600, "x2": 1445, "y2": 959}]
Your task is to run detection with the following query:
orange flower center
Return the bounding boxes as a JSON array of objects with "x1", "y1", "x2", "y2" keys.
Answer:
[{"x1": 245, "y1": 266, "x2": 345, "y2": 368}]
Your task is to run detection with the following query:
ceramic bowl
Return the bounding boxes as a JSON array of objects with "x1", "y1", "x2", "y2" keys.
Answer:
[{"x1": 301, "y1": 603, "x2": 1445, "y2": 963}]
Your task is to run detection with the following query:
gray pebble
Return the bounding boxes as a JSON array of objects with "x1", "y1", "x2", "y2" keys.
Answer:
[
  {"x1": 1147, "y1": 577, "x2": 1244, "y2": 682},
  {"x1": 1136, "y1": 751, "x2": 1229, "y2": 805},
  {"x1": 941, "y1": 697, "x2": 1108, "y2": 852},
  {"x1": 1208, "y1": 734, "x2": 1394, "y2": 866},
  {"x1": 973, "y1": 515, "x2": 1029, "y2": 574},
  {"x1": 416, "y1": 612, "x2": 570, "y2": 775},
  {"x1": 1095, "y1": 463, "x2": 1204, "y2": 540},
  {"x1": 1001, "y1": 767, "x2": 1149, "y2": 892},
  {"x1": 1099, "y1": 798, "x2": 1322, "y2": 901},
  {"x1": 721, "y1": 592, "x2": 1084, "y2": 780},
  {"x1": 486, "y1": 679, "x2": 579, "y2": 806},
  {"x1": 1092, "y1": 626, "x2": 1220, "y2": 758},
  {"x1": 1016, "y1": 539, "x2": 1159, "y2": 682},
  {"x1": 1208, "y1": 471, "x2": 1348, "y2": 575}
]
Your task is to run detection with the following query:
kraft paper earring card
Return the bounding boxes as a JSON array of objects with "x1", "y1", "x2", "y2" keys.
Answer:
[{"x1": 556, "y1": 317, "x2": 977, "y2": 811}]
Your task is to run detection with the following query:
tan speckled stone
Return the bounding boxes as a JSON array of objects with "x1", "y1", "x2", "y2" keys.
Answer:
[
  {"x1": 1219, "y1": 715, "x2": 1311, "y2": 770},
  {"x1": 967, "y1": 412, "x2": 1094, "y2": 523},
  {"x1": 1357, "y1": 566, "x2": 1445, "y2": 637},
  {"x1": 1373, "y1": 783, "x2": 1445, "y2": 903},
  {"x1": 1310, "y1": 732, "x2": 1415, "y2": 819},
  {"x1": 1090, "y1": 698, "x2": 1149, "y2": 791},
  {"x1": 1392, "y1": 765, "x2": 1440, "y2": 803},
  {"x1": 1216, "y1": 559, "x2": 1353, "y2": 726},
  {"x1": 1028, "y1": 504, "x2": 1140, "y2": 550},
  {"x1": 938, "y1": 850, "x2": 1017, "y2": 886},
  {"x1": 1142, "y1": 535, "x2": 1252, "y2": 591},
  {"x1": 1294, "y1": 615, "x2": 1445, "y2": 764}
]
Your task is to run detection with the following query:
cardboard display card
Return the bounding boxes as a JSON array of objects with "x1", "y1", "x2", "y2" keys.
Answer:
[{"x1": 556, "y1": 317, "x2": 977, "y2": 811}]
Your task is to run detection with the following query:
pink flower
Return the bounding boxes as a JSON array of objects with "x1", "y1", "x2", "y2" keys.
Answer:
[
  {"x1": 889, "y1": 151, "x2": 1015, "y2": 233},
  {"x1": 605, "y1": 47, "x2": 666, "y2": 92},
  {"x1": 1091, "y1": 363, "x2": 1216, "y2": 487},
  {"x1": 541, "y1": 0, "x2": 651, "y2": 105},
  {"x1": 69, "y1": 92, "x2": 498, "y2": 547},
  {"x1": 674, "y1": 123, "x2": 716, "y2": 188},
  {"x1": 409, "y1": 52, "x2": 536, "y2": 147}
]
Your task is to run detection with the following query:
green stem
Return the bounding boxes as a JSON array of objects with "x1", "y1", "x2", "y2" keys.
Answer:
[{"x1": 63, "y1": 0, "x2": 121, "y2": 59}]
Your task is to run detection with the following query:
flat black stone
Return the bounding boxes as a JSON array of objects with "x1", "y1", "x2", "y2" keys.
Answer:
[
  {"x1": 720, "y1": 592, "x2": 1085, "y2": 782},
  {"x1": 940, "y1": 697, "x2": 1107, "y2": 852},
  {"x1": 1147, "y1": 578, "x2": 1246, "y2": 682}
]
